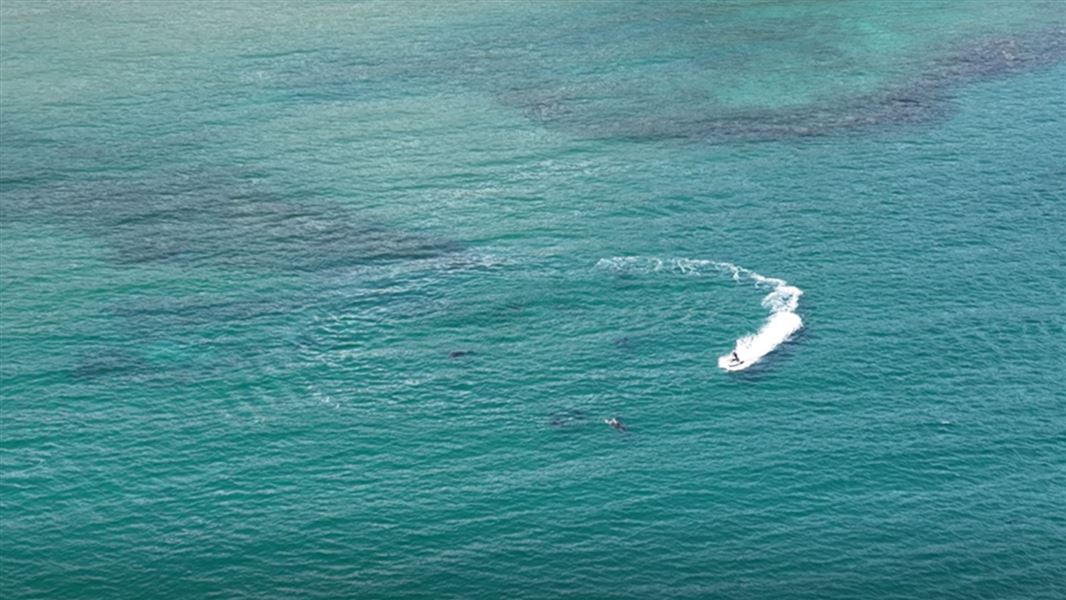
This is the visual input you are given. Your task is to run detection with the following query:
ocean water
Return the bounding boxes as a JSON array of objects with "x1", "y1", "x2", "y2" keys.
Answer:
[{"x1": 2, "y1": 1, "x2": 1064, "y2": 598}]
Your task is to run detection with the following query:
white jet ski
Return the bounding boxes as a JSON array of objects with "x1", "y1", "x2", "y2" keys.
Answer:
[{"x1": 718, "y1": 351, "x2": 749, "y2": 372}]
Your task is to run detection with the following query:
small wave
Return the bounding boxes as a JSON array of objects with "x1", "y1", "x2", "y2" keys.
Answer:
[{"x1": 596, "y1": 257, "x2": 803, "y2": 371}]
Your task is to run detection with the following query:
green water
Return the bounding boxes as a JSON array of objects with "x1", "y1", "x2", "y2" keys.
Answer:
[{"x1": 2, "y1": 2, "x2": 1064, "y2": 598}]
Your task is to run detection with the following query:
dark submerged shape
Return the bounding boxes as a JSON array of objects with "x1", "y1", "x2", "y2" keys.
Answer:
[{"x1": 548, "y1": 409, "x2": 587, "y2": 428}]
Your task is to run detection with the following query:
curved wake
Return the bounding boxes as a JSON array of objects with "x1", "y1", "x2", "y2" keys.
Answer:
[{"x1": 596, "y1": 257, "x2": 803, "y2": 371}]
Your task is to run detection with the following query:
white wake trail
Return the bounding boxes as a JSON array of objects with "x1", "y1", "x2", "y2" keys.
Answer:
[{"x1": 596, "y1": 257, "x2": 803, "y2": 372}]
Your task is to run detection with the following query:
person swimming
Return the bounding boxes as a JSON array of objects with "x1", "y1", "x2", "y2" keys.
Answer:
[{"x1": 605, "y1": 417, "x2": 627, "y2": 432}]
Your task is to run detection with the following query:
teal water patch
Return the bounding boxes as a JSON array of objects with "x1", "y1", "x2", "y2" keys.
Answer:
[
  {"x1": 482, "y1": 1, "x2": 1066, "y2": 140},
  {"x1": 2, "y1": 1, "x2": 1065, "y2": 599}
]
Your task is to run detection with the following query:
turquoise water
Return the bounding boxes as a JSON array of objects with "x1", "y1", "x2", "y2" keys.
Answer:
[{"x1": 2, "y1": 1, "x2": 1065, "y2": 598}]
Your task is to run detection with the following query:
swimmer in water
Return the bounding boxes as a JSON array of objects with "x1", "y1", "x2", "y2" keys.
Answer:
[{"x1": 605, "y1": 417, "x2": 627, "y2": 432}]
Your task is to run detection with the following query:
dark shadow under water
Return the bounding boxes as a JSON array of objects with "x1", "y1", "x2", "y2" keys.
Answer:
[
  {"x1": 509, "y1": 25, "x2": 1066, "y2": 143},
  {"x1": 3, "y1": 177, "x2": 460, "y2": 273}
]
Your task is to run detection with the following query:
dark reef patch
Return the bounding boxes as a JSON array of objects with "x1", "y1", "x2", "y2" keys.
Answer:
[
  {"x1": 506, "y1": 25, "x2": 1066, "y2": 143},
  {"x1": 1, "y1": 176, "x2": 461, "y2": 273}
]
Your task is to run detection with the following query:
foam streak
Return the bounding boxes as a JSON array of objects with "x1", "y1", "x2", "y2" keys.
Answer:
[{"x1": 596, "y1": 257, "x2": 803, "y2": 371}]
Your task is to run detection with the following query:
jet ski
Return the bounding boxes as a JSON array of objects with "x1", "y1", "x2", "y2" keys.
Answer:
[{"x1": 718, "y1": 351, "x2": 749, "y2": 372}]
